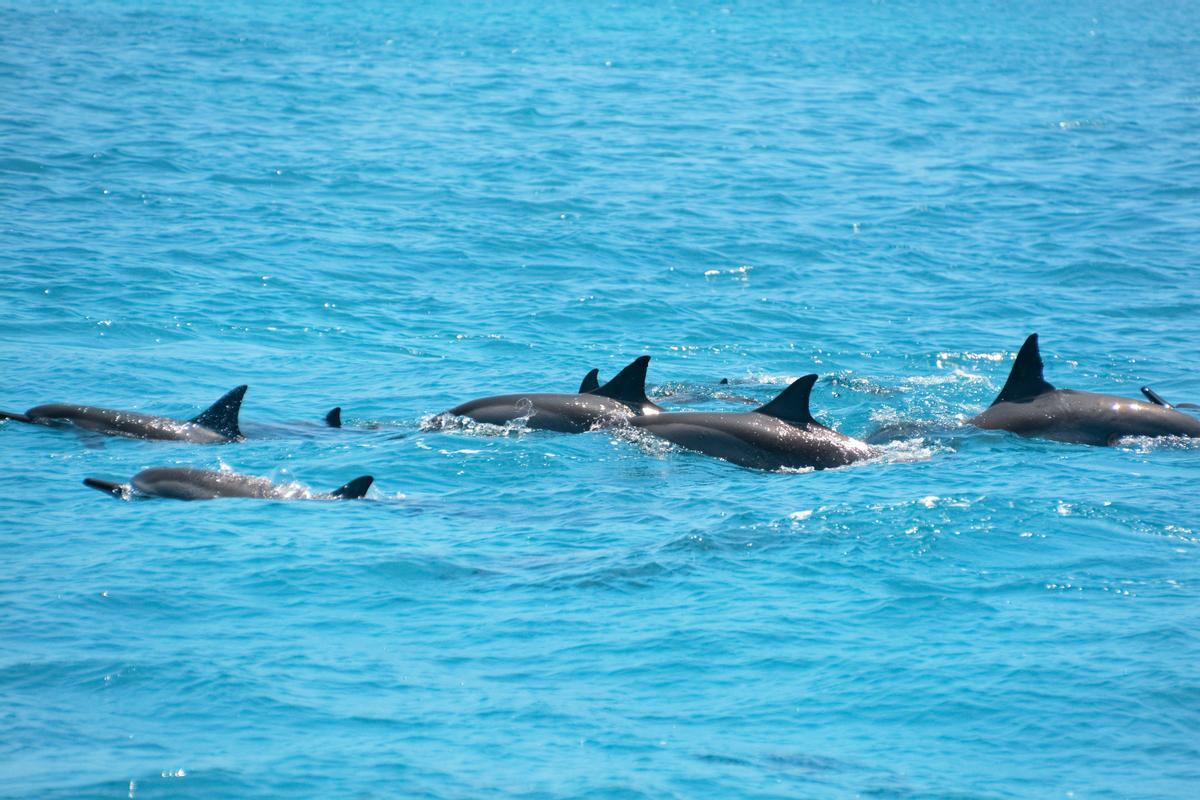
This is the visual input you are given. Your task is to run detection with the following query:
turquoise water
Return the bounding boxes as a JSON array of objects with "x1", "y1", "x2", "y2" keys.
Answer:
[{"x1": 3, "y1": 0, "x2": 1200, "y2": 796}]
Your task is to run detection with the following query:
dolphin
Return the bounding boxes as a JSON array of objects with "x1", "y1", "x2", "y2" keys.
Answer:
[
  {"x1": 970, "y1": 334, "x2": 1200, "y2": 445},
  {"x1": 445, "y1": 355, "x2": 664, "y2": 433},
  {"x1": 630, "y1": 374, "x2": 877, "y2": 471},
  {"x1": 327, "y1": 369, "x2": 611, "y2": 430},
  {"x1": 0, "y1": 386, "x2": 248, "y2": 443},
  {"x1": 83, "y1": 467, "x2": 373, "y2": 501}
]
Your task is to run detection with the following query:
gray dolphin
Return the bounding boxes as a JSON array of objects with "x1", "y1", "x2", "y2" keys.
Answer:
[
  {"x1": 328, "y1": 368, "x2": 612, "y2": 429},
  {"x1": 0, "y1": 386, "x2": 247, "y2": 443},
  {"x1": 84, "y1": 467, "x2": 373, "y2": 501},
  {"x1": 630, "y1": 374, "x2": 877, "y2": 471},
  {"x1": 446, "y1": 355, "x2": 664, "y2": 433},
  {"x1": 970, "y1": 334, "x2": 1200, "y2": 445}
]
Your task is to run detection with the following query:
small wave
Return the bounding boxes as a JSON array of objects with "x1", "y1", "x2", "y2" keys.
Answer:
[
  {"x1": 1113, "y1": 435, "x2": 1200, "y2": 453},
  {"x1": 420, "y1": 412, "x2": 532, "y2": 437},
  {"x1": 609, "y1": 424, "x2": 676, "y2": 459},
  {"x1": 273, "y1": 481, "x2": 314, "y2": 500},
  {"x1": 905, "y1": 368, "x2": 989, "y2": 386},
  {"x1": 828, "y1": 373, "x2": 902, "y2": 396},
  {"x1": 776, "y1": 464, "x2": 817, "y2": 475},
  {"x1": 702, "y1": 264, "x2": 753, "y2": 280},
  {"x1": 857, "y1": 436, "x2": 945, "y2": 468}
]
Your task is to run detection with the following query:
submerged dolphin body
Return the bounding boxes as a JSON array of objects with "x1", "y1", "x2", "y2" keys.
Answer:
[
  {"x1": 446, "y1": 356, "x2": 664, "y2": 433},
  {"x1": 0, "y1": 386, "x2": 248, "y2": 443},
  {"x1": 580, "y1": 369, "x2": 757, "y2": 406},
  {"x1": 84, "y1": 467, "x2": 373, "y2": 501},
  {"x1": 630, "y1": 374, "x2": 876, "y2": 471},
  {"x1": 970, "y1": 334, "x2": 1200, "y2": 446}
]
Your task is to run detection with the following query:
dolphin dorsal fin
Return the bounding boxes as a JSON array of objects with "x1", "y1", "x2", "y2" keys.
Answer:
[
  {"x1": 754, "y1": 374, "x2": 818, "y2": 425},
  {"x1": 578, "y1": 369, "x2": 600, "y2": 394},
  {"x1": 331, "y1": 475, "x2": 373, "y2": 499},
  {"x1": 1141, "y1": 387, "x2": 1170, "y2": 408},
  {"x1": 191, "y1": 385, "x2": 247, "y2": 439},
  {"x1": 325, "y1": 407, "x2": 343, "y2": 428},
  {"x1": 992, "y1": 334, "x2": 1055, "y2": 405},
  {"x1": 592, "y1": 356, "x2": 651, "y2": 406}
]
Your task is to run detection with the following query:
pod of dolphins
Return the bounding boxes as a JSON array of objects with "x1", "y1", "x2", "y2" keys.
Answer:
[{"x1": 2, "y1": 334, "x2": 1197, "y2": 502}]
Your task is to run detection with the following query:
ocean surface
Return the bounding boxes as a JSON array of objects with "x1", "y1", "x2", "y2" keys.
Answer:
[{"x1": 2, "y1": 1, "x2": 1199, "y2": 797}]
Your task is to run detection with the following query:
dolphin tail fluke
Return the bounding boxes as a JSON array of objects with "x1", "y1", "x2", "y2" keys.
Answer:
[
  {"x1": 325, "y1": 407, "x2": 343, "y2": 428},
  {"x1": 83, "y1": 478, "x2": 129, "y2": 499},
  {"x1": 0, "y1": 410, "x2": 34, "y2": 424},
  {"x1": 991, "y1": 333, "x2": 1056, "y2": 405},
  {"x1": 755, "y1": 374, "x2": 819, "y2": 426},
  {"x1": 192, "y1": 385, "x2": 248, "y2": 439},
  {"x1": 592, "y1": 355, "x2": 651, "y2": 407},
  {"x1": 578, "y1": 368, "x2": 600, "y2": 394},
  {"x1": 331, "y1": 475, "x2": 373, "y2": 499}
]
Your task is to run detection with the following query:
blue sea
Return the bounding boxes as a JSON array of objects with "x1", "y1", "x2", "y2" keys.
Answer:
[{"x1": 3, "y1": 1, "x2": 1199, "y2": 797}]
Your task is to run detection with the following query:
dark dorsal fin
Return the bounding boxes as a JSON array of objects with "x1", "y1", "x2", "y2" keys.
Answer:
[
  {"x1": 592, "y1": 356, "x2": 651, "y2": 407},
  {"x1": 1142, "y1": 388, "x2": 1171, "y2": 410},
  {"x1": 1141, "y1": 386, "x2": 1200, "y2": 410},
  {"x1": 1141, "y1": 386, "x2": 1170, "y2": 407},
  {"x1": 754, "y1": 374, "x2": 818, "y2": 426},
  {"x1": 331, "y1": 475, "x2": 373, "y2": 499},
  {"x1": 325, "y1": 407, "x2": 343, "y2": 428},
  {"x1": 83, "y1": 477, "x2": 128, "y2": 498},
  {"x1": 991, "y1": 334, "x2": 1055, "y2": 405},
  {"x1": 191, "y1": 385, "x2": 247, "y2": 439},
  {"x1": 578, "y1": 368, "x2": 600, "y2": 394}
]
